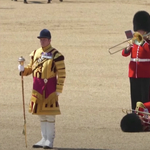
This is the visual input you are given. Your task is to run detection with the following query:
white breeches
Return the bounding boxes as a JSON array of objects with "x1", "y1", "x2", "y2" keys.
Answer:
[{"x1": 38, "y1": 115, "x2": 55, "y2": 123}]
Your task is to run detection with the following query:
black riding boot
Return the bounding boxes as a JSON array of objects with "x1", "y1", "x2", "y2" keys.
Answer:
[
  {"x1": 24, "y1": 0, "x2": 28, "y2": 3},
  {"x1": 47, "y1": 0, "x2": 51, "y2": 3}
]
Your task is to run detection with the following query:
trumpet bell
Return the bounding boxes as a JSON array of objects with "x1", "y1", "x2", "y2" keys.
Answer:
[
  {"x1": 132, "y1": 32, "x2": 144, "y2": 46},
  {"x1": 134, "y1": 39, "x2": 143, "y2": 46}
]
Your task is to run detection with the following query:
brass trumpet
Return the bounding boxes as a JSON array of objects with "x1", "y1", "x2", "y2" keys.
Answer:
[
  {"x1": 108, "y1": 32, "x2": 150, "y2": 55},
  {"x1": 122, "y1": 108, "x2": 150, "y2": 115},
  {"x1": 122, "y1": 108, "x2": 150, "y2": 125}
]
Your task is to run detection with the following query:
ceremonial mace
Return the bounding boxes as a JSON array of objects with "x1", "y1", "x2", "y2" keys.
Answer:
[{"x1": 18, "y1": 56, "x2": 27, "y2": 148}]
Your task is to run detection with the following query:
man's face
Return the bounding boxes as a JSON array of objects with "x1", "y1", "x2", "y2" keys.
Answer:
[{"x1": 40, "y1": 38, "x2": 51, "y2": 48}]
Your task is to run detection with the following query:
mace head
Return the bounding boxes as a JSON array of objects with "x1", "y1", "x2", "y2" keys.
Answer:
[{"x1": 18, "y1": 56, "x2": 25, "y2": 65}]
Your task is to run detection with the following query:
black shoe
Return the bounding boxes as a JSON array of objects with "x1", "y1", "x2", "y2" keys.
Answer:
[
  {"x1": 47, "y1": 0, "x2": 51, "y2": 3},
  {"x1": 59, "y1": 0, "x2": 63, "y2": 2},
  {"x1": 43, "y1": 146, "x2": 53, "y2": 149},
  {"x1": 24, "y1": 1, "x2": 28, "y2": 3},
  {"x1": 32, "y1": 145, "x2": 43, "y2": 148}
]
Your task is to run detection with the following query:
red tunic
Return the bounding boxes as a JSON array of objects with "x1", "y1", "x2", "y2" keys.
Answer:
[{"x1": 122, "y1": 41, "x2": 150, "y2": 78}]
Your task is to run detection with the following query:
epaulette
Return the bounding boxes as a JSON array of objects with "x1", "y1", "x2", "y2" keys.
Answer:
[{"x1": 54, "y1": 51, "x2": 62, "y2": 59}]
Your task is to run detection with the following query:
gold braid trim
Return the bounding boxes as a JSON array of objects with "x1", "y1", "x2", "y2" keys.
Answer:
[{"x1": 29, "y1": 90, "x2": 59, "y2": 115}]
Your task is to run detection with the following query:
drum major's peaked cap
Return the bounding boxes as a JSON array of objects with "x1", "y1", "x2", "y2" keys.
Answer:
[
  {"x1": 133, "y1": 11, "x2": 150, "y2": 32},
  {"x1": 37, "y1": 29, "x2": 51, "y2": 39}
]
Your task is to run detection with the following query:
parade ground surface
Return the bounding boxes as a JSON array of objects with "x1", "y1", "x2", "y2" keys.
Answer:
[{"x1": 1, "y1": 0, "x2": 150, "y2": 150}]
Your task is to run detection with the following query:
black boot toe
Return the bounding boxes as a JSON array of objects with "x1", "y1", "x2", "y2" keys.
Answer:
[
  {"x1": 32, "y1": 145, "x2": 43, "y2": 148},
  {"x1": 43, "y1": 146, "x2": 53, "y2": 149}
]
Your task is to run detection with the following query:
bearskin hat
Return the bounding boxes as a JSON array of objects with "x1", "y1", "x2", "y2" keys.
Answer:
[
  {"x1": 133, "y1": 11, "x2": 150, "y2": 32},
  {"x1": 120, "y1": 113, "x2": 143, "y2": 132}
]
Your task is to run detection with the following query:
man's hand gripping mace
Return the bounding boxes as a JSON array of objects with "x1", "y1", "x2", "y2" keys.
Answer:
[{"x1": 18, "y1": 56, "x2": 27, "y2": 148}]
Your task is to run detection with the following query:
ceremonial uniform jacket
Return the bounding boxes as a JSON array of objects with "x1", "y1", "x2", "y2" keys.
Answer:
[
  {"x1": 22, "y1": 44, "x2": 66, "y2": 115},
  {"x1": 122, "y1": 41, "x2": 150, "y2": 78}
]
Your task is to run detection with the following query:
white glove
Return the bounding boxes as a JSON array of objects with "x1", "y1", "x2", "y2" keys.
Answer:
[
  {"x1": 56, "y1": 92, "x2": 60, "y2": 96},
  {"x1": 18, "y1": 64, "x2": 24, "y2": 72}
]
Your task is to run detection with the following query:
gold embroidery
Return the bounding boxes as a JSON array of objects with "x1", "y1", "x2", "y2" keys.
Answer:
[{"x1": 37, "y1": 65, "x2": 42, "y2": 73}]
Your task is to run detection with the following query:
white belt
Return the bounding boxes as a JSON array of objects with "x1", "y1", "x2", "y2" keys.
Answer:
[{"x1": 130, "y1": 58, "x2": 150, "y2": 62}]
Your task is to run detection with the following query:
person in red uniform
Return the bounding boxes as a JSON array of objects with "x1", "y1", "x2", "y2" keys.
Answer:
[
  {"x1": 120, "y1": 101, "x2": 150, "y2": 132},
  {"x1": 122, "y1": 11, "x2": 150, "y2": 110}
]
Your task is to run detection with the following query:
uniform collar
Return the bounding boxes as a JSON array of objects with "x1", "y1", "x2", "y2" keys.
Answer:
[{"x1": 42, "y1": 44, "x2": 52, "y2": 52}]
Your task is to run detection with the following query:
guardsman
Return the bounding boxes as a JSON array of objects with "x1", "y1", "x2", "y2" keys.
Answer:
[{"x1": 122, "y1": 11, "x2": 150, "y2": 110}]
